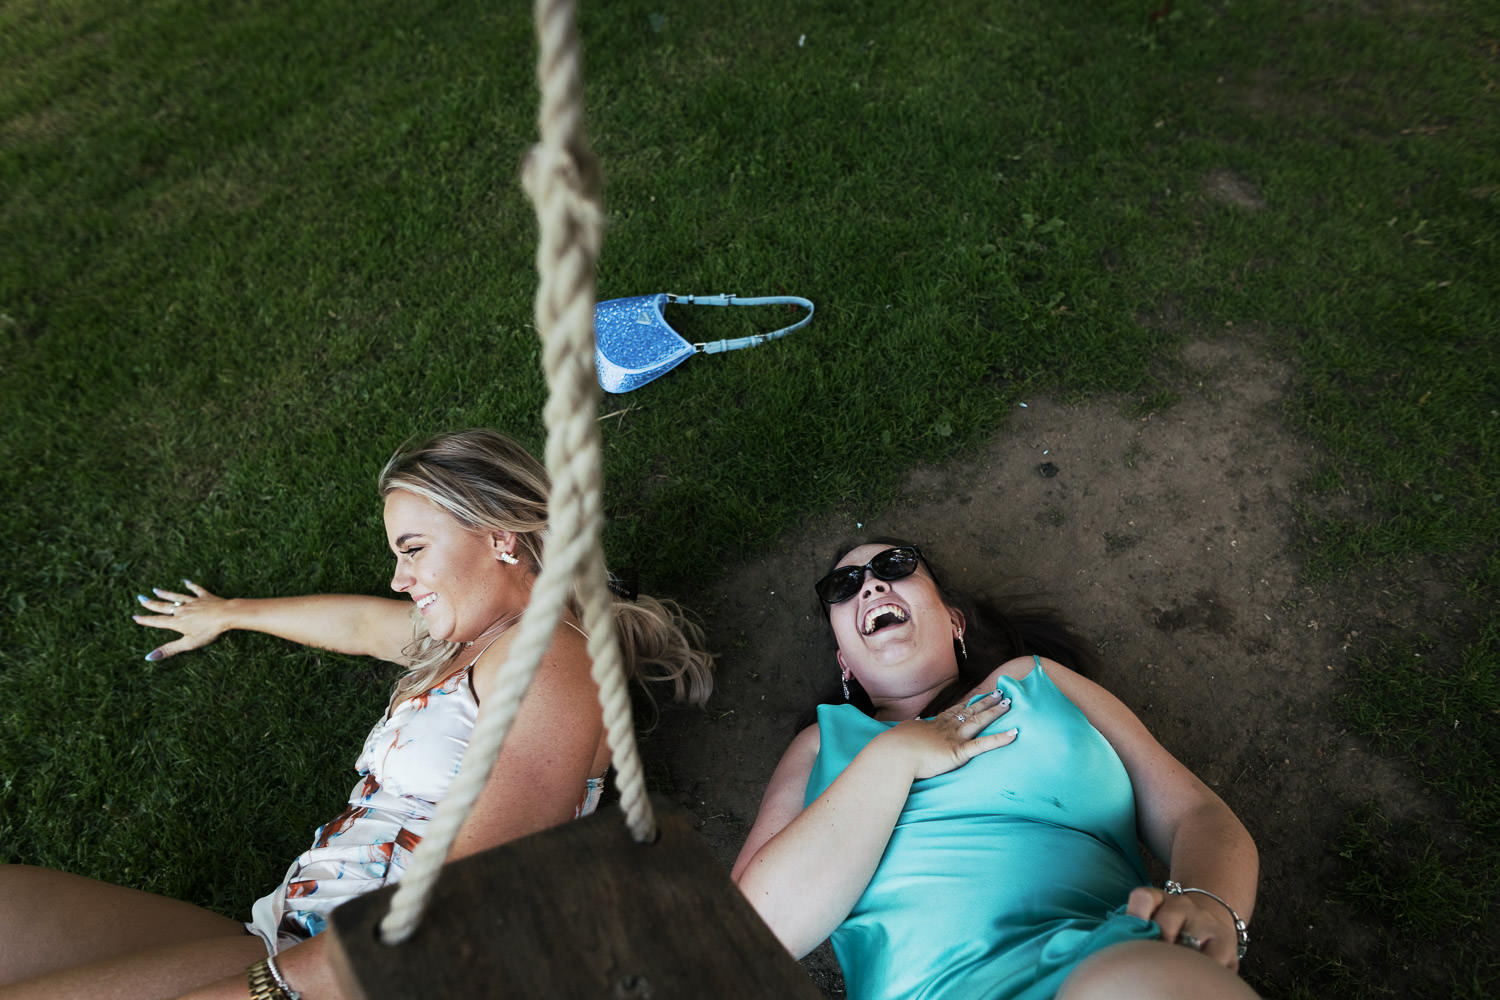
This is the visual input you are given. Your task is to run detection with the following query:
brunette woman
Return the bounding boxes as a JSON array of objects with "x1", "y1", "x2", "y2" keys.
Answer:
[{"x1": 733, "y1": 540, "x2": 1257, "y2": 1000}]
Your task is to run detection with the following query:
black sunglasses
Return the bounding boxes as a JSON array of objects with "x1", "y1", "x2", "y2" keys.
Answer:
[{"x1": 815, "y1": 546, "x2": 924, "y2": 605}]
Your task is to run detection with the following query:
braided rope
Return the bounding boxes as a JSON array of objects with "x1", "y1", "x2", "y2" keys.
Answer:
[{"x1": 376, "y1": 0, "x2": 653, "y2": 945}]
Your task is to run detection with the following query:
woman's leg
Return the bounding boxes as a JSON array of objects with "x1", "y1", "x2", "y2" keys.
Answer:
[
  {"x1": 0, "y1": 864, "x2": 254, "y2": 986},
  {"x1": 1057, "y1": 940, "x2": 1262, "y2": 1000},
  {"x1": 0, "y1": 934, "x2": 266, "y2": 1000}
]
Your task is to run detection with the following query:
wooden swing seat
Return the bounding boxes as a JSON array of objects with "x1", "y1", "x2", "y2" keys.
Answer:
[{"x1": 327, "y1": 794, "x2": 824, "y2": 999}]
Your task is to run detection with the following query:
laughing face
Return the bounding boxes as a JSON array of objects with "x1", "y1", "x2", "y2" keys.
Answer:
[
  {"x1": 384, "y1": 488, "x2": 519, "y2": 644},
  {"x1": 827, "y1": 543, "x2": 964, "y2": 707}
]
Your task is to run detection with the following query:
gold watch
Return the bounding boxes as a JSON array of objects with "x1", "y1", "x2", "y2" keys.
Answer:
[{"x1": 246, "y1": 958, "x2": 297, "y2": 1000}]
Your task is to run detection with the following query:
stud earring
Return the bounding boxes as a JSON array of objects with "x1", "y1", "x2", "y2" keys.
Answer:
[
  {"x1": 957, "y1": 631, "x2": 968, "y2": 661},
  {"x1": 499, "y1": 551, "x2": 520, "y2": 565}
]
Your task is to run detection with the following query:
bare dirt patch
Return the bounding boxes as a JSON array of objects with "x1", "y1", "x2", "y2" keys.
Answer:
[
  {"x1": 646, "y1": 330, "x2": 1436, "y2": 995},
  {"x1": 1201, "y1": 169, "x2": 1268, "y2": 211}
]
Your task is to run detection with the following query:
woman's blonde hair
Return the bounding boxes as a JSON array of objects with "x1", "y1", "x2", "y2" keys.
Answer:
[{"x1": 377, "y1": 428, "x2": 714, "y2": 708}]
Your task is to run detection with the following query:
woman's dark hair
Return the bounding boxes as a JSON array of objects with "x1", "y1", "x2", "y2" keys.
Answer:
[{"x1": 801, "y1": 537, "x2": 1100, "y2": 728}]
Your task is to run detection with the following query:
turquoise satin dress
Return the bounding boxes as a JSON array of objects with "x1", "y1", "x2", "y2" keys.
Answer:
[{"x1": 805, "y1": 658, "x2": 1160, "y2": 1000}]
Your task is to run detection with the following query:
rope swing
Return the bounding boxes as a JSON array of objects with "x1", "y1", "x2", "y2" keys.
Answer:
[
  {"x1": 325, "y1": 2, "x2": 822, "y2": 996},
  {"x1": 375, "y1": 0, "x2": 652, "y2": 947}
]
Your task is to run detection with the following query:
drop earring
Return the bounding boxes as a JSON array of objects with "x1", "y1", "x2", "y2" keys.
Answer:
[
  {"x1": 499, "y1": 551, "x2": 520, "y2": 565},
  {"x1": 841, "y1": 672, "x2": 851, "y2": 700},
  {"x1": 957, "y1": 631, "x2": 968, "y2": 661}
]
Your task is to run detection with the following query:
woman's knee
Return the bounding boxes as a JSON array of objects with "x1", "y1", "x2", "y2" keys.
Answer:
[{"x1": 1058, "y1": 940, "x2": 1261, "y2": 1000}]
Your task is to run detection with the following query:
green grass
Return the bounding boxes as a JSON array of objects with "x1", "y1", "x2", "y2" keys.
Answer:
[{"x1": 2, "y1": 0, "x2": 1497, "y2": 996}]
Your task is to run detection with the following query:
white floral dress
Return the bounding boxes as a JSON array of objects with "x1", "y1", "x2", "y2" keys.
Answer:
[{"x1": 246, "y1": 659, "x2": 604, "y2": 953}]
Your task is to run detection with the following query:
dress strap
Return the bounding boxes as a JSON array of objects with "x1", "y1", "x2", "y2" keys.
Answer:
[{"x1": 460, "y1": 631, "x2": 511, "y2": 705}]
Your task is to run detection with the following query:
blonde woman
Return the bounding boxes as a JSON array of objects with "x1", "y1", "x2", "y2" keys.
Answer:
[{"x1": 0, "y1": 429, "x2": 712, "y2": 1000}]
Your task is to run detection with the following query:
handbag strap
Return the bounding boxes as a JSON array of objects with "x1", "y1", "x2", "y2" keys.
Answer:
[{"x1": 665, "y1": 293, "x2": 815, "y2": 355}]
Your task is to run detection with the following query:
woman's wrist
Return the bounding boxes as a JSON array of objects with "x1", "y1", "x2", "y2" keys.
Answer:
[
  {"x1": 218, "y1": 595, "x2": 251, "y2": 631},
  {"x1": 1164, "y1": 880, "x2": 1250, "y2": 959},
  {"x1": 867, "y1": 724, "x2": 930, "y2": 783},
  {"x1": 246, "y1": 956, "x2": 301, "y2": 999}
]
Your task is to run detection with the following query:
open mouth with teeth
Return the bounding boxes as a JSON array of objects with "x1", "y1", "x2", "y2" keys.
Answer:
[
  {"x1": 416, "y1": 593, "x2": 438, "y2": 613},
  {"x1": 861, "y1": 603, "x2": 910, "y2": 636}
]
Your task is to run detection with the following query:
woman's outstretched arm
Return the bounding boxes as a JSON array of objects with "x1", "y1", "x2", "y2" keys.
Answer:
[{"x1": 133, "y1": 581, "x2": 414, "y2": 665}]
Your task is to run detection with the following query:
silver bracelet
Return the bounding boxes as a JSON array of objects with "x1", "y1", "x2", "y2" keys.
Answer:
[
  {"x1": 267, "y1": 955, "x2": 301, "y2": 1000},
  {"x1": 1164, "y1": 880, "x2": 1249, "y2": 960}
]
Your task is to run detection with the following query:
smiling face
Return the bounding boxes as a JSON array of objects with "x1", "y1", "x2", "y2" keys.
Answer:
[
  {"x1": 826, "y1": 543, "x2": 964, "y2": 714},
  {"x1": 384, "y1": 488, "x2": 522, "y2": 644}
]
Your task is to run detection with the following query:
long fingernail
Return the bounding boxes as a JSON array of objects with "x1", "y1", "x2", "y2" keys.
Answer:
[
  {"x1": 144, "y1": 649, "x2": 164, "y2": 662},
  {"x1": 1000, "y1": 697, "x2": 1011, "y2": 708},
  {"x1": 136, "y1": 594, "x2": 150, "y2": 605},
  {"x1": 183, "y1": 578, "x2": 194, "y2": 587}
]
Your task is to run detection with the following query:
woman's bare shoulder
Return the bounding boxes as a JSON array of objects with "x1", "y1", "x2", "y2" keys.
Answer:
[
  {"x1": 787, "y1": 718, "x2": 822, "y2": 759},
  {"x1": 468, "y1": 613, "x2": 594, "y2": 701}
]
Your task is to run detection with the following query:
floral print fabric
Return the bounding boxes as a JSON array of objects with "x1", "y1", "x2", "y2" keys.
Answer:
[{"x1": 246, "y1": 663, "x2": 604, "y2": 951}]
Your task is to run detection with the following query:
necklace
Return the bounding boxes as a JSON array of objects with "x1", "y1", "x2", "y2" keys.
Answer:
[{"x1": 462, "y1": 609, "x2": 525, "y2": 646}]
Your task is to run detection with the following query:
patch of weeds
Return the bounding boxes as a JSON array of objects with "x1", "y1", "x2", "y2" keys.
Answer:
[
  {"x1": 1330, "y1": 804, "x2": 1496, "y2": 999},
  {"x1": 1333, "y1": 622, "x2": 1500, "y2": 997},
  {"x1": 1127, "y1": 390, "x2": 1180, "y2": 419},
  {"x1": 1278, "y1": 942, "x2": 1400, "y2": 1000}
]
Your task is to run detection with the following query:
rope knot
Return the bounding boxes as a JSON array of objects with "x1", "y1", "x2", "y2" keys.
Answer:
[{"x1": 522, "y1": 143, "x2": 604, "y2": 230}]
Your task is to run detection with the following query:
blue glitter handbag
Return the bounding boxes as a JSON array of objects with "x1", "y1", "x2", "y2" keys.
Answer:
[{"x1": 593, "y1": 292, "x2": 814, "y2": 394}]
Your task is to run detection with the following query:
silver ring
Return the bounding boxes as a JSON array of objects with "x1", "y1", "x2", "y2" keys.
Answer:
[
  {"x1": 1177, "y1": 933, "x2": 1203, "y2": 951},
  {"x1": 954, "y1": 713, "x2": 967, "y2": 723},
  {"x1": 172, "y1": 601, "x2": 183, "y2": 607}
]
